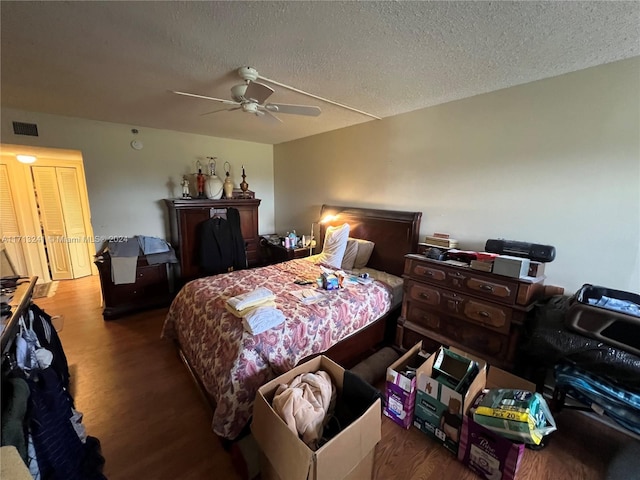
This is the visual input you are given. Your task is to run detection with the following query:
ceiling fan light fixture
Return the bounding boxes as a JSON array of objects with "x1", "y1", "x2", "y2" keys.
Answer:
[
  {"x1": 242, "y1": 103, "x2": 258, "y2": 114},
  {"x1": 16, "y1": 154, "x2": 36, "y2": 164},
  {"x1": 237, "y1": 66, "x2": 259, "y2": 82},
  {"x1": 231, "y1": 84, "x2": 248, "y2": 102}
]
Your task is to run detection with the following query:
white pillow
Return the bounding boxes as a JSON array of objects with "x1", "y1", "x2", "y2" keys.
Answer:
[
  {"x1": 353, "y1": 239, "x2": 375, "y2": 269},
  {"x1": 341, "y1": 238, "x2": 358, "y2": 270},
  {"x1": 316, "y1": 223, "x2": 350, "y2": 268}
]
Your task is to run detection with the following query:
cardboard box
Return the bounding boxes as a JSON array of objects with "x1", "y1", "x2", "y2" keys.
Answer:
[
  {"x1": 413, "y1": 347, "x2": 487, "y2": 455},
  {"x1": 384, "y1": 341, "x2": 426, "y2": 429},
  {"x1": 252, "y1": 355, "x2": 381, "y2": 480},
  {"x1": 458, "y1": 367, "x2": 536, "y2": 480},
  {"x1": 493, "y1": 256, "x2": 530, "y2": 278}
]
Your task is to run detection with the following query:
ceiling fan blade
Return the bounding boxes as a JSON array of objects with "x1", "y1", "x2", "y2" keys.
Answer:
[
  {"x1": 199, "y1": 107, "x2": 241, "y2": 116},
  {"x1": 244, "y1": 81, "x2": 274, "y2": 104},
  {"x1": 171, "y1": 90, "x2": 239, "y2": 106},
  {"x1": 257, "y1": 109, "x2": 282, "y2": 124},
  {"x1": 264, "y1": 103, "x2": 321, "y2": 117}
]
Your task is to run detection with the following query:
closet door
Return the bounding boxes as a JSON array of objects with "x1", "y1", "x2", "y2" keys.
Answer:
[
  {"x1": 32, "y1": 166, "x2": 73, "y2": 280},
  {"x1": 0, "y1": 164, "x2": 27, "y2": 275},
  {"x1": 55, "y1": 167, "x2": 93, "y2": 278},
  {"x1": 31, "y1": 166, "x2": 93, "y2": 280}
]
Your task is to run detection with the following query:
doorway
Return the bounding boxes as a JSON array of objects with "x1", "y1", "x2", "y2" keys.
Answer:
[{"x1": 0, "y1": 144, "x2": 96, "y2": 282}]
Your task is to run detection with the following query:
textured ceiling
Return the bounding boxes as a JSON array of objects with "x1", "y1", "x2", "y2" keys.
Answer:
[{"x1": 1, "y1": 1, "x2": 639, "y2": 145}]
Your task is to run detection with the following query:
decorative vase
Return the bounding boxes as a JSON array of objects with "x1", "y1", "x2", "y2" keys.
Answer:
[
  {"x1": 223, "y1": 162, "x2": 234, "y2": 199},
  {"x1": 204, "y1": 158, "x2": 223, "y2": 199},
  {"x1": 205, "y1": 175, "x2": 223, "y2": 199}
]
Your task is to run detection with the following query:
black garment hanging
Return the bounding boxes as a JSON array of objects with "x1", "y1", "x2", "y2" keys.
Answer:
[
  {"x1": 199, "y1": 207, "x2": 246, "y2": 275},
  {"x1": 28, "y1": 304, "x2": 70, "y2": 390}
]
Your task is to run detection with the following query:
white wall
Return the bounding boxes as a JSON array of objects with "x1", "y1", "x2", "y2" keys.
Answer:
[
  {"x1": 274, "y1": 58, "x2": 640, "y2": 294},
  {"x1": 1, "y1": 110, "x2": 275, "y2": 248}
]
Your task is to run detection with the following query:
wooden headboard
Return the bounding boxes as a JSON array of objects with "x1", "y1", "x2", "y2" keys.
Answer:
[{"x1": 319, "y1": 205, "x2": 422, "y2": 277}]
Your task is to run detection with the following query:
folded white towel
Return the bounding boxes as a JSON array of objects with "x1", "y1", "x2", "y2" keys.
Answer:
[
  {"x1": 242, "y1": 306, "x2": 286, "y2": 335},
  {"x1": 227, "y1": 287, "x2": 276, "y2": 312},
  {"x1": 225, "y1": 301, "x2": 276, "y2": 318}
]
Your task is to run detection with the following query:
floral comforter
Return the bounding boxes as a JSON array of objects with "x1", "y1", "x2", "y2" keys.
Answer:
[{"x1": 161, "y1": 258, "x2": 392, "y2": 439}]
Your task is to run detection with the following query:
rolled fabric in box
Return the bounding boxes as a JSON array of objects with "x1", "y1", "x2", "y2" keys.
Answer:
[{"x1": 227, "y1": 287, "x2": 276, "y2": 312}]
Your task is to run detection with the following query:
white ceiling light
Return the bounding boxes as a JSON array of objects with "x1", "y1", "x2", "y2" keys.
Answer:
[{"x1": 16, "y1": 154, "x2": 36, "y2": 164}]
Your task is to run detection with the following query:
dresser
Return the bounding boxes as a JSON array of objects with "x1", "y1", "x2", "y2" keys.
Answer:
[
  {"x1": 396, "y1": 254, "x2": 544, "y2": 370},
  {"x1": 164, "y1": 198, "x2": 261, "y2": 283},
  {"x1": 95, "y1": 252, "x2": 171, "y2": 320}
]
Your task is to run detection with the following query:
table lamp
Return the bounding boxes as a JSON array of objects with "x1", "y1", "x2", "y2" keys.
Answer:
[{"x1": 310, "y1": 214, "x2": 336, "y2": 256}]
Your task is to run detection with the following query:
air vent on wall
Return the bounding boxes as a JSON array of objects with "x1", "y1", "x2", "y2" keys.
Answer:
[{"x1": 12, "y1": 121, "x2": 39, "y2": 136}]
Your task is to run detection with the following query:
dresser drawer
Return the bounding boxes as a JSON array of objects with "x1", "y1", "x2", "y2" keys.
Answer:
[
  {"x1": 405, "y1": 302, "x2": 442, "y2": 330},
  {"x1": 135, "y1": 264, "x2": 167, "y2": 287},
  {"x1": 407, "y1": 287, "x2": 512, "y2": 335},
  {"x1": 457, "y1": 274, "x2": 518, "y2": 305},
  {"x1": 396, "y1": 322, "x2": 441, "y2": 353},
  {"x1": 405, "y1": 258, "x2": 448, "y2": 285},
  {"x1": 405, "y1": 255, "x2": 519, "y2": 305},
  {"x1": 402, "y1": 316, "x2": 511, "y2": 364},
  {"x1": 406, "y1": 281, "x2": 442, "y2": 307}
]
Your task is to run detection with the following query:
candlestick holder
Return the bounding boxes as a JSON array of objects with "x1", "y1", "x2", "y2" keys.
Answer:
[{"x1": 240, "y1": 166, "x2": 249, "y2": 198}]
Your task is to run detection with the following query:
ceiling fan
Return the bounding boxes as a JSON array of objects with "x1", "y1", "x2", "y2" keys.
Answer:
[{"x1": 172, "y1": 67, "x2": 322, "y2": 124}]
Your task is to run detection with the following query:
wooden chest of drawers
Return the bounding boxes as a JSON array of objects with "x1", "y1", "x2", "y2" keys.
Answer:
[
  {"x1": 396, "y1": 254, "x2": 544, "y2": 369},
  {"x1": 95, "y1": 252, "x2": 171, "y2": 320},
  {"x1": 164, "y1": 198, "x2": 261, "y2": 283}
]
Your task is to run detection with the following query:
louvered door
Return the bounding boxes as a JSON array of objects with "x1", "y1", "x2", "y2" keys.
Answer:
[
  {"x1": 0, "y1": 164, "x2": 27, "y2": 275},
  {"x1": 56, "y1": 167, "x2": 92, "y2": 277},
  {"x1": 31, "y1": 166, "x2": 93, "y2": 279},
  {"x1": 32, "y1": 166, "x2": 73, "y2": 279}
]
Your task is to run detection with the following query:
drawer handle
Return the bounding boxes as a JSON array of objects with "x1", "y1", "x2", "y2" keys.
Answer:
[
  {"x1": 419, "y1": 292, "x2": 429, "y2": 300},
  {"x1": 478, "y1": 311, "x2": 490, "y2": 318},
  {"x1": 424, "y1": 270, "x2": 433, "y2": 276},
  {"x1": 479, "y1": 284, "x2": 494, "y2": 292}
]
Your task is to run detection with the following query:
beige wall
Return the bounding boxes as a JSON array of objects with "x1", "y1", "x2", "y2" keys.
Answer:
[
  {"x1": 274, "y1": 58, "x2": 640, "y2": 293},
  {"x1": 1, "y1": 110, "x2": 275, "y2": 249}
]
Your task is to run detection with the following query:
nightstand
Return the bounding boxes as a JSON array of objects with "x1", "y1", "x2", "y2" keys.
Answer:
[{"x1": 259, "y1": 236, "x2": 311, "y2": 265}]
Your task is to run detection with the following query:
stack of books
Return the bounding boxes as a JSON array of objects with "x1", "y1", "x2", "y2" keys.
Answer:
[{"x1": 424, "y1": 233, "x2": 458, "y2": 249}]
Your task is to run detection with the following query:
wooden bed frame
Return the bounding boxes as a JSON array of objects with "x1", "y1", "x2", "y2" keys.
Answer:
[
  {"x1": 176, "y1": 204, "x2": 422, "y2": 430},
  {"x1": 315, "y1": 204, "x2": 422, "y2": 366}
]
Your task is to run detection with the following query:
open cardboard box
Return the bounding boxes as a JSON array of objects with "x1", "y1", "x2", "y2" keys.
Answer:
[
  {"x1": 252, "y1": 355, "x2": 381, "y2": 480},
  {"x1": 384, "y1": 341, "x2": 428, "y2": 429},
  {"x1": 458, "y1": 367, "x2": 536, "y2": 480},
  {"x1": 413, "y1": 346, "x2": 487, "y2": 455}
]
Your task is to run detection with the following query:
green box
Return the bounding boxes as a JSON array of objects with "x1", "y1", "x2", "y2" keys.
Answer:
[{"x1": 413, "y1": 347, "x2": 487, "y2": 455}]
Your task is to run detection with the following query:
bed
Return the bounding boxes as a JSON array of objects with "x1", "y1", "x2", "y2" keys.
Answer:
[{"x1": 161, "y1": 204, "x2": 422, "y2": 440}]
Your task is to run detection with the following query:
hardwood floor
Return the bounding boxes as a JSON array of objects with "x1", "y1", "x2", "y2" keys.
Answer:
[
  {"x1": 35, "y1": 275, "x2": 240, "y2": 480},
  {"x1": 35, "y1": 275, "x2": 634, "y2": 480}
]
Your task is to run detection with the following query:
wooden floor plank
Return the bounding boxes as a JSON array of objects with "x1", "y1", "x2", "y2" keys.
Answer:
[{"x1": 33, "y1": 275, "x2": 633, "y2": 480}]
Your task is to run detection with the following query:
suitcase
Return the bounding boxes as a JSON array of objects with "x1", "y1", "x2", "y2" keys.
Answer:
[{"x1": 565, "y1": 284, "x2": 640, "y2": 356}]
